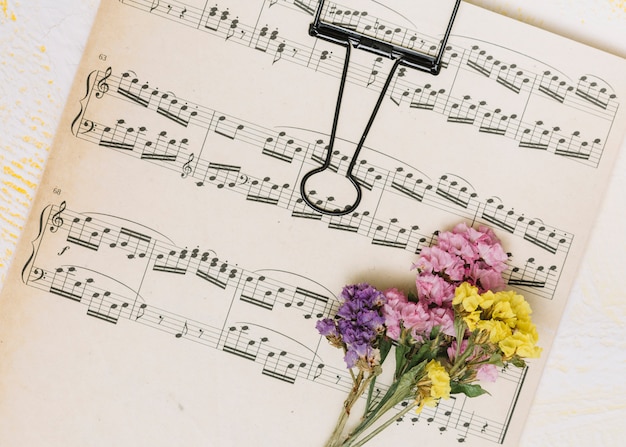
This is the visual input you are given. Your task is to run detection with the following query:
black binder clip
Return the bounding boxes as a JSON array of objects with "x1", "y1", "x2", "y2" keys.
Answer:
[{"x1": 300, "y1": 0, "x2": 461, "y2": 216}]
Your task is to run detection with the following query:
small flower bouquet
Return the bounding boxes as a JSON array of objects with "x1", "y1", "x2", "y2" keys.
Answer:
[{"x1": 316, "y1": 223, "x2": 541, "y2": 447}]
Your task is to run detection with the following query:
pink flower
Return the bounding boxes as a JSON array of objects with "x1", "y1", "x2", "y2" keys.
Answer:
[
  {"x1": 414, "y1": 222, "x2": 509, "y2": 295},
  {"x1": 381, "y1": 288, "x2": 407, "y2": 341},
  {"x1": 447, "y1": 339, "x2": 469, "y2": 362},
  {"x1": 382, "y1": 288, "x2": 454, "y2": 341},
  {"x1": 470, "y1": 263, "x2": 506, "y2": 292},
  {"x1": 416, "y1": 273, "x2": 455, "y2": 306},
  {"x1": 436, "y1": 229, "x2": 479, "y2": 263},
  {"x1": 476, "y1": 364, "x2": 498, "y2": 382},
  {"x1": 414, "y1": 246, "x2": 465, "y2": 281},
  {"x1": 476, "y1": 240, "x2": 508, "y2": 272},
  {"x1": 424, "y1": 304, "x2": 455, "y2": 336}
]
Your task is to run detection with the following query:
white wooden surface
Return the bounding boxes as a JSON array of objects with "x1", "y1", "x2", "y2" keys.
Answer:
[{"x1": 1, "y1": 1, "x2": 625, "y2": 445}]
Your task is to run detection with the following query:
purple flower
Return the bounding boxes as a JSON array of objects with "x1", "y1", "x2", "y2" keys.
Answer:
[
  {"x1": 316, "y1": 318, "x2": 338, "y2": 338},
  {"x1": 317, "y1": 283, "x2": 387, "y2": 370}
]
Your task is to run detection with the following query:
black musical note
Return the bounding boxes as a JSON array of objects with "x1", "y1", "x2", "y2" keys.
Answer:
[{"x1": 175, "y1": 321, "x2": 189, "y2": 338}]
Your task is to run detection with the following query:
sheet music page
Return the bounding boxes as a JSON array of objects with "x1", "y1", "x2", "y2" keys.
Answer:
[{"x1": 1, "y1": 1, "x2": 625, "y2": 445}]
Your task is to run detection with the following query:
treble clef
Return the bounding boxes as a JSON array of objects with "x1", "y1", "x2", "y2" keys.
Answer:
[
  {"x1": 49, "y1": 201, "x2": 67, "y2": 233},
  {"x1": 95, "y1": 66, "x2": 112, "y2": 98},
  {"x1": 181, "y1": 153, "x2": 194, "y2": 178}
]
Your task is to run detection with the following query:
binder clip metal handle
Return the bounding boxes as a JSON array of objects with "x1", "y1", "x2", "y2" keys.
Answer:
[{"x1": 300, "y1": 0, "x2": 461, "y2": 216}]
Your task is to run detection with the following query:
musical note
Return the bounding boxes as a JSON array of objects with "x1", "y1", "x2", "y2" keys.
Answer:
[
  {"x1": 155, "y1": 91, "x2": 198, "y2": 127},
  {"x1": 117, "y1": 71, "x2": 152, "y2": 108},
  {"x1": 214, "y1": 115, "x2": 244, "y2": 140},
  {"x1": 240, "y1": 275, "x2": 276, "y2": 311},
  {"x1": 98, "y1": 120, "x2": 142, "y2": 151},
  {"x1": 175, "y1": 321, "x2": 189, "y2": 338},
  {"x1": 575, "y1": 75, "x2": 617, "y2": 110},
  {"x1": 435, "y1": 175, "x2": 478, "y2": 209},
  {"x1": 496, "y1": 63, "x2": 531, "y2": 94},
  {"x1": 153, "y1": 249, "x2": 190, "y2": 275},
  {"x1": 410, "y1": 84, "x2": 446, "y2": 111},
  {"x1": 66, "y1": 216, "x2": 110, "y2": 251},
  {"x1": 245, "y1": 177, "x2": 289, "y2": 206},
  {"x1": 261, "y1": 350, "x2": 298, "y2": 384},
  {"x1": 538, "y1": 70, "x2": 574, "y2": 103},
  {"x1": 447, "y1": 95, "x2": 485, "y2": 125},
  {"x1": 367, "y1": 56, "x2": 383, "y2": 87},
  {"x1": 222, "y1": 326, "x2": 260, "y2": 361},
  {"x1": 466, "y1": 45, "x2": 496, "y2": 77},
  {"x1": 48, "y1": 266, "x2": 84, "y2": 302},
  {"x1": 141, "y1": 131, "x2": 186, "y2": 162},
  {"x1": 87, "y1": 291, "x2": 126, "y2": 324},
  {"x1": 195, "y1": 253, "x2": 238, "y2": 290},
  {"x1": 371, "y1": 218, "x2": 418, "y2": 250},
  {"x1": 110, "y1": 227, "x2": 152, "y2": 259},
  {"x1": 262, "y1": 131, "x2": 299, "y2": 163},
  {"x1": 254, "y1": 26, "x2": 279, "y2": 53}
]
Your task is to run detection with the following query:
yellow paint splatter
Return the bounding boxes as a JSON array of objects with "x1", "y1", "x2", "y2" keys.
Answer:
[
  {"x1": 3, "y1": 166, "x2": 37, "y2": 191},
  {"x1": 610, "y1": 0, "x2": 626, "y2": 12},
  {"x1": 39, "y1": 45, "x2": 46, "y2": 53},
  {"x1": 31, "y1": 116, "x2": 45, "y2": 126},
  {"x1": 0, "y1": 0, "x2": 16, "y2": 21},
  {"x1": 21, "y1": 157, "x2": 42, "y2": 170},
  {"x1": 1, "y1": 180, "x2": 31, "y2": 201}
]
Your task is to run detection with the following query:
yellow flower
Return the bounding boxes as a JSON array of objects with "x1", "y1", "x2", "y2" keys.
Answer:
[
  {"x1": 415, "y1": 396, "x2": 438, "y2": 414},
  {"x1": 415, "y1": 360, "x2": 452, "y2": 413},
  {"x1": 463, "y1": 310, "x2": 482, "y2": 330},
  {"x1": 478, "y1": 290, "x2": 495, "y2": 310},
  {"x1": 476, "y1": 319, "x2": 512, "y2": 343},
  {"x1": 425, "y1": 360, "x2": 451, "y2": 400},
  {"x1": 453, "y1": 282, "x2": 481, "y2": 312},
  {"x1": 499, "y1": 332, "x2": 541, "y2": 358},
  {"x1": 491, "y1": 300, "x2": 517, "y2": 327}
]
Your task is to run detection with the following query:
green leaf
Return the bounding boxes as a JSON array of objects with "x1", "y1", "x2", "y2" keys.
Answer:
[
  {"x1": 454, "y1": 317, "x2": 467, "y2": 346},
  {"x1": 405, "y1": 343, "x2": 431, "y2": 371},
  {"x1": 394, "y1": 343, "x2": 411, "y2": 378},
  {"x1": 510, "y1": 356, "x2": 527, "y2": 369},
  {"x1": 378, "y1": 337, "x2": 393, "y2": 365},
  {"x1": 450, "y1": 382, "x2": 490, "y2": 398},
  {"x1": 489, "y1": 352, "x2": 504, "y2": 367}
]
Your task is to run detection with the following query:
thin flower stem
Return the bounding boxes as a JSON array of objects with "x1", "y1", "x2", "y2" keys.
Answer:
[
  {"x1": 323, "y1": 373, "x2": 377, "y2": 447},
  {"x1": 343, "y1": 402, "x2": 418, "y2": 447},
  {"x1": 363, "y1": 375, "x2": 378, "y2": 418},
  {"x1": 338, "y1": 385, "x2": 406, "y2": 446},
  {"x1": 324, "y1": 382, "x2": 362, "y2": 447}
]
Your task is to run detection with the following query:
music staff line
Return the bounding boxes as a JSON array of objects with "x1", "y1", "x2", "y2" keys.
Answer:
[
  {"x1": 25, "y1": 259, "x2": 520, "y2": 444},
  {"x1": 120, "y1": 0, "x2": 617, "y2": 167},
  {"x1": 76, "y1": 68, "x2": 575, "y2": 256},
  {"x1": 282, "y1": 0, "x2": 618, "y2": 118},
  {"x1": 127, "y1": 0, "x2": 619, "y2": 118},
  {"x1": 42, "y1": 206, "x2": 338, "y2": 321},
  {"x1": 74, "y1": 75, "x2": 574, "y2": 253},
  {"x1": 71, "y1": 114, "x2": 567, "y2": 301},
  {"x1": 101, "y1": 66, "x2": 607, "y2": 170}
]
